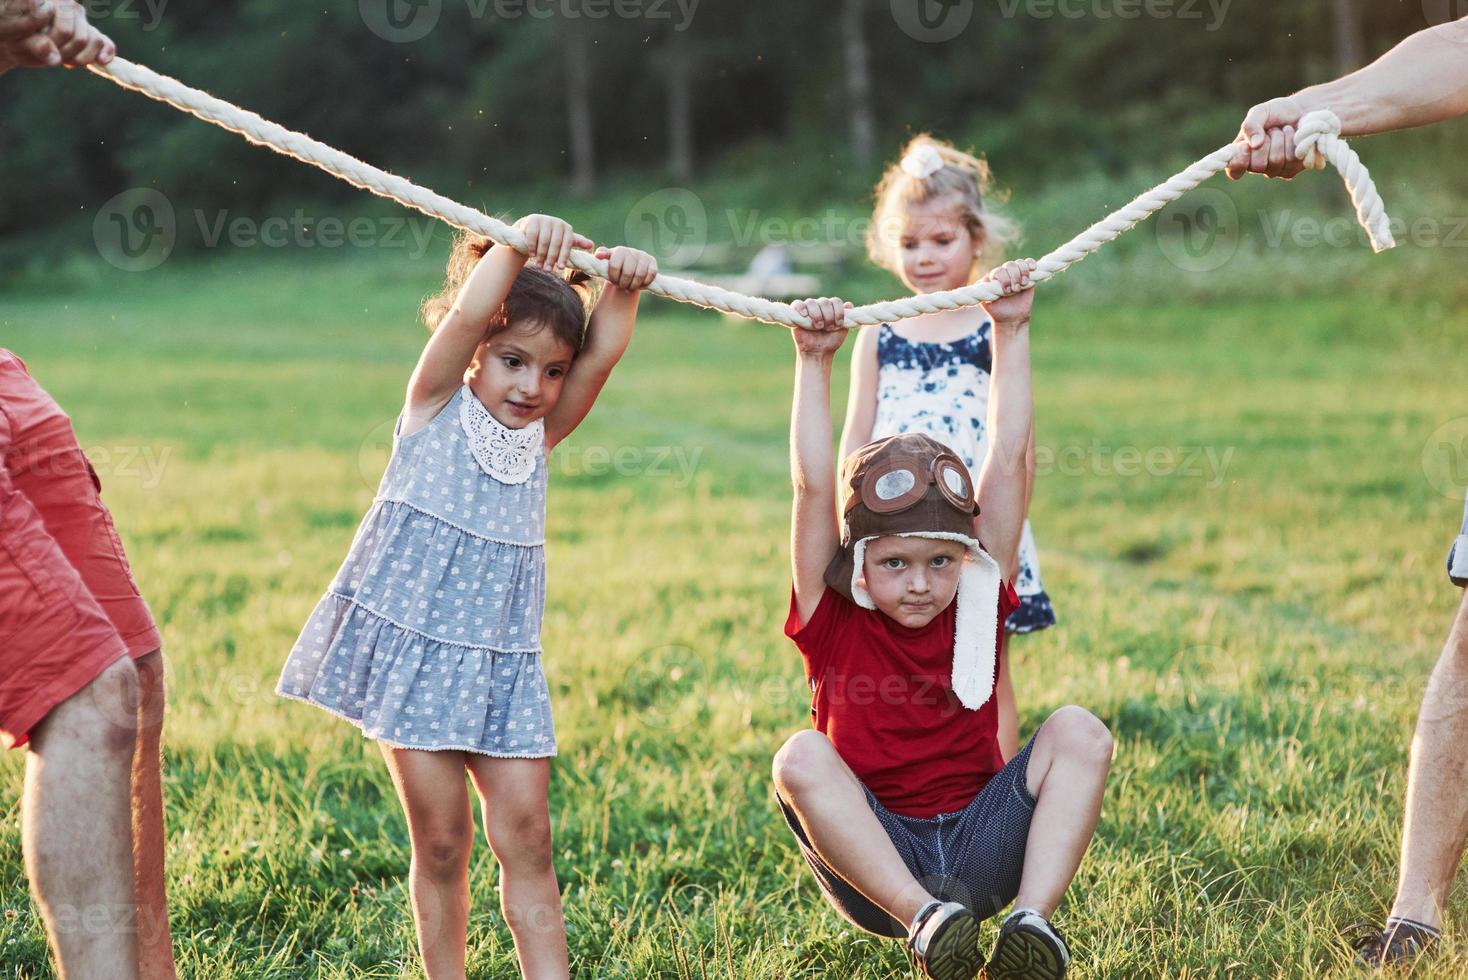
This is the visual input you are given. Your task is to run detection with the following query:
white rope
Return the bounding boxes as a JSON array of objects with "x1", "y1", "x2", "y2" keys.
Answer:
[{"x1": 87, "y1": 57, "x2": 1395, "y2": 328}]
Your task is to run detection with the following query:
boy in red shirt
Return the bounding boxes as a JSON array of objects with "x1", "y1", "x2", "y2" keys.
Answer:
[{"x1": 775, "y1": 262, "x2": 1111, "y2": 980}]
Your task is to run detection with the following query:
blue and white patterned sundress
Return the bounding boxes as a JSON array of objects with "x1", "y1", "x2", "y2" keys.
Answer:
[
  {"x1": 872, "y1": 321, "x2": 1057, "y2": 634},
  {"x1": 277, "y1": 386, "x2": 556, "y2": 756}
]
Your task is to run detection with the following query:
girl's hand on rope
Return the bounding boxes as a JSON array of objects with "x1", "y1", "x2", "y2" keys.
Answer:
[
  {"x1": 978, "y1": 259, "x2": 1038, "y2": 327},
  {"x1": 790, "y1": 297, "x2": 851, "y2": 358},
  {"x1": 597, "y1": 245, "x2": 658, "y2": 293},
  {"x1": 513, "y1": 213, "x2": 592, "y2": 274}
]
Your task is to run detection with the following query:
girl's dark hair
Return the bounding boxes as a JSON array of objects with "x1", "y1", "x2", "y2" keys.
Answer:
[{"x1": 420, "y1": 231, "x2": 600, "y2": 352}]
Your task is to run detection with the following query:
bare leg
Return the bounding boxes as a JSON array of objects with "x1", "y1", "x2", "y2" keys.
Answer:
[
  {"x1": 997, "y1": 633, "x2": 1020, "y2": 762},
  {"x1": 129, "y1": 649, "x2": 176, "y2": 979},
  {"x1": 1389, "y1": 591, "x2": 1468, "y2": 930},
  {"x1": 23, "y1": 656, "x2": 141, "y2": 980},
  {"x1": 1013, "y1": 706, "x2": 1112, "y2": 918},
  {"x1": 381, "y1": 746, "x2": 474, "y2": 980},
  {"x1": 772, "y1": 730, "x2": 934, "y2": 929},
  {"x1": 466, "y1": 756, "x2": 568, "y2": 980}
]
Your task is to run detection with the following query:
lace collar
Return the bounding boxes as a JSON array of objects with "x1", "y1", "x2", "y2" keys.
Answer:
[{"x1": 458, "y1": 386, "x2": 544, "y2": 485}]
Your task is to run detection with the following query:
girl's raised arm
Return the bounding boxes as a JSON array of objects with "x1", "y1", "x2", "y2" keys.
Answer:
[
  {"x1": 544, "y1": 246, "x2": 657, "y2": 451},
  {"x1": 974, "y1": 260, "x2": 1037, "y2": 583},
  {"x1": 406, "y1": 216, "x2": 591, "y2": 429},
  {"x1": 838, "y1": 324, "x2": 880, "y2": 469}
]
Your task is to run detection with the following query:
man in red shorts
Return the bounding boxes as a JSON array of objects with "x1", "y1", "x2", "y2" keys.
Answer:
[{"x1": 3, "y1": 7, "x2": 177, "y2": 979}]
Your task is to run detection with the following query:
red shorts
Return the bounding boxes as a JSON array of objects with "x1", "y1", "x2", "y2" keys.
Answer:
[{"x1": 0, "y1": 350, "x2": 161, "y2": 750}]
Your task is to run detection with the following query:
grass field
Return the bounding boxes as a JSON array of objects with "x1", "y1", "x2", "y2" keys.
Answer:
[{"x1": 1, "y1": 243, "x2": 1466, "y2": 979}]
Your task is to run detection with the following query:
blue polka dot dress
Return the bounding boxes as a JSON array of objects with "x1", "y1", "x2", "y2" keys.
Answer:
[
  {"x1": 872, "y1": 322, "x2": 1057, "y2": 634},
  {"x1": 277, "y1": 386, "x2": 556, "y2": 756}
]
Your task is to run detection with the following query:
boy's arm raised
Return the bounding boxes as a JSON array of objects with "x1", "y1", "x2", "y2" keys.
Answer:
[
  {"x1": 790, "y1": 298, "x2": 850, "y2": 626},
  {"x1": 974, "y1": 260, "x2": 1038, "y2": 584}
]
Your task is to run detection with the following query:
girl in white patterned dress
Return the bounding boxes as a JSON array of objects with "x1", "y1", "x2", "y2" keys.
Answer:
[
  {"x1": 841, "y1": 136, "x2": 1054, "y2": 762},
  {"x1": 278, "y1": 215, "x2": 657, "y2": 980}
]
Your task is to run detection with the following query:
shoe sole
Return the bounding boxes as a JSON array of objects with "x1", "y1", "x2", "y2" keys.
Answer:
[
  {"x1": 921, "y1": 911, "x2": 983, "y2": 980},
  {"x1": 986, "y1": 924, "x2": 1067, "y2": 980}
]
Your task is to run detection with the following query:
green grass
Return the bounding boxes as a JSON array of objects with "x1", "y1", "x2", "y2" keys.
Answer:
[{"x1": 1, "y1": 243, "x2": 1466, "y2": 979}]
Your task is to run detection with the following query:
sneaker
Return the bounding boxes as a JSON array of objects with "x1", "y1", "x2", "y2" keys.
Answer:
[
  {"x1": 1343, "y1": 917, "x2": 1440, "y2": 969},
  {"x1": 907, "y1": 900, "x2": 984, "y2": 980},
  {"x1": 986, "y1": 908, "x2": 1071, "y2": 980}
]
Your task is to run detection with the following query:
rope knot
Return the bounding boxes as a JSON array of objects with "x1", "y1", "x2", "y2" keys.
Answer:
[{"x1": 1295, "y1": 109, "x2": 1342, "y2": 171}]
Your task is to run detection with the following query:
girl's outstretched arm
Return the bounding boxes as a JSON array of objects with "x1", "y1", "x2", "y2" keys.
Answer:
[
  {"x1": 838, "y1": 324, "x2": 880, "y2": 471},
  {"x1": 974, "y1": 260, "x2": 1038, "y2": 583},
  {"x1": 544, "y1": 246, "x2": 657, "y2": 450},
  {"x1": 790, "y1": 298, "x2": 850, "y2": 626},
  {"x1": 406, "y1": 215, "x2": 591, "y2": 428}
]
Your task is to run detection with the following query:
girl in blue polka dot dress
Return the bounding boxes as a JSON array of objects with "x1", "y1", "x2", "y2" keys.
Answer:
[
  {"x1": 841, "y1": 136, "x2": 1055, "y2": 762},
  {"x1": 277, "y1": 215, "x2": 656, "y2": 980}
]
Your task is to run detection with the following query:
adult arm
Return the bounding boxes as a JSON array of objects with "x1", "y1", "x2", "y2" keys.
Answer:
[
  {"x1": 1228, "y1": 17, "x2": 1468, "y2": 179},
  {"x1": 0, "y1": 0, "x2": 114, "y2": 74}
]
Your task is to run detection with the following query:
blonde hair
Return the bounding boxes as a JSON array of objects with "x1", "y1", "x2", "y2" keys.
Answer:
[{"x1": 866, "y1": 135, "x2": 1021, "y2": 279}]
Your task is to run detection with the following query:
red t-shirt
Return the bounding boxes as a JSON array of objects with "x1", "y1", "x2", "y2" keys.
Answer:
[{"x1": 785, "y1": 582, "x2": 1019, "y2": 819}]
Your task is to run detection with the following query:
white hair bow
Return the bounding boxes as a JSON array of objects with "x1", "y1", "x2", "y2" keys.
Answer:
[{"x1": 900, "y1": 144, "x2": 945, "y2": 180}]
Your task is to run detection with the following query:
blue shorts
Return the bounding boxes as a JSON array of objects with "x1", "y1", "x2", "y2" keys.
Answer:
[
  {"x1": 776, "y1": 737, "x2": 1038, "y2": 938},
  {"x1": 1450, "y1": 491, "x2": 1468, "y2": 588}
]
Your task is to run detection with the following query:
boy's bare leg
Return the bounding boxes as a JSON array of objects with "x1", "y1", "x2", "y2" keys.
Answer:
[
  {"x1": 23, "y1": 656, "x2": 142, "y2": 980},
  {"x1": 1388, "y1": 591, "x2": 1468, "y2": 930},
  {"x1": 1013, "y1": 706, "x2": 1112, "y2": 918},
  {"x1": 773, "y1": 730, "x2": 934, "y2": 928},
  {"x1": 130, "y1": 649, "x2": 177, "y2": 979}
]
